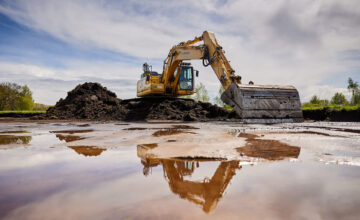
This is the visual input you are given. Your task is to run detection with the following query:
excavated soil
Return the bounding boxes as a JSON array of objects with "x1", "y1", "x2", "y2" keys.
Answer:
[{"x1": 44, "y1": 82, "x2": 239, "y2": 121}]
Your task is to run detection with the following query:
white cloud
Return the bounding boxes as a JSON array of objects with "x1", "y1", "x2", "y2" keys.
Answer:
[{"x1": 0, "y1": 0, "x2": 359, "y2": 104}]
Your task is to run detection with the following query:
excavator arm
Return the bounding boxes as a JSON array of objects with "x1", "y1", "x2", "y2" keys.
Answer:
[
  {"x1": 161, "y1": 31, "x2": 241, "y2": 94},
  {"x1": 140, "y1": 31, "x2": 303, "y2": 123}
]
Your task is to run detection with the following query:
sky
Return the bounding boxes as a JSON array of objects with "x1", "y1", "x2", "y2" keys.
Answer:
[{"x1": 0, "y1": 0, "x2": 359, "y2": 105}]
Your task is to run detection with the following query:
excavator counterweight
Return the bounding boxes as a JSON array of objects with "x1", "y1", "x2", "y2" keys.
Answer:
[{"x1": 137, "y1": 31, "x2": 303, "y2": 123}]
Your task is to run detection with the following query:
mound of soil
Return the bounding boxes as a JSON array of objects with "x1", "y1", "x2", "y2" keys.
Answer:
[
  {"x1": 46, "y1": 83, "x2": 126, "y2": 120},
  {"x1": 44, "y1": 82, "x2": 239, "y2": 121}
]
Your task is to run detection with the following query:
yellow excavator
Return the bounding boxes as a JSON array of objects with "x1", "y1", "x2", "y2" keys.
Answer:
[{"x1": 137, "y1": 31, "x2": 303, "y2": 123}]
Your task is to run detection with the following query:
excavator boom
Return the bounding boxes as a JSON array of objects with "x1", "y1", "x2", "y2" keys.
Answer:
[{"x1": 137, "y1": 31, "x2": 303, "y2": 123}]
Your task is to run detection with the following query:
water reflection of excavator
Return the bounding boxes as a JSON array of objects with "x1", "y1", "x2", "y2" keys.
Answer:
[
  {"x1": 162, "y1": 160, "x2": 240, "y2": 213},
  {"x1": 137, "y1": 144, "x2": 240, "y2": 213},
  {"x1": 137, "y1": 142, "x2": 301, "y2": 213},
  {"x1": 137, "y1": 31, "x2": 303, "y2": 123}
]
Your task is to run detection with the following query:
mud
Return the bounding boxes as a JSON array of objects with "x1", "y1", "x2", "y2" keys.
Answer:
[
  {"x1": 304, "y1": 126, "x2": 360, "y2": 134},
  {"x1": 171, "y1": 125, "x2": 199, "y2": 129},
  {"x1": 237, "y1": 133, "x2": 301, "y2": 160},
  {"x1": 68, "y1": 146, "x2": 106, "y2": 157},
  {"x1": 56, "y1": 134, "x2": 85, "y2": 142},
  {"x1": 0, "y1": 135, "x2": 32, "y2": 145},
  {"x1": 49, "y1": 129, "x2": 94, "y2": 134},
  {"x1": 76, "y1": 124, "x2": 91, "y2": 127},
  {"x1": 42, "y1": 82, "x2": 239, "y2": 121},
  {"x1": 0, "y1": 130, "x2": 29, "y2": 134},
  {"x1": 152, "y1": 129, "x2": 197, "y2": 137}
]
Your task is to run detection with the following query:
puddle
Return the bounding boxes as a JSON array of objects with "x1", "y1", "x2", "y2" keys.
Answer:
[
  {"x1": 140, "y1": 157, "x2": 240, "y2": 213},
  {"x1": 0, "y1": 135, "x2": 32, "y2": 145},
  {"x1": 1, "y1": 122, "x2": 360, "y2": 219},
  {"x1": 237, "y1": 133, "x2": 301, "y2": 160},
  {"x1": 152, "y1": 129, "x2": 196, "y2": 137},
  {"x1": 49, "y1": 129, "x2": 94, "y2": 134},
  {"x1": 56, "y1": 134, "x2": 85, "y2": 142},
  {"x1": 68, "y1": 146, "x2": 106, "y2": 157},
  {"x1": 0, "y1": 130, "x2": 29, "y2": 134}
]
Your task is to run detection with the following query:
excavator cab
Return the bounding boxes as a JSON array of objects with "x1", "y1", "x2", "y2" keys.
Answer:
[{"x1": 178, "y1": 63, "x2": 194, "y2": 91}]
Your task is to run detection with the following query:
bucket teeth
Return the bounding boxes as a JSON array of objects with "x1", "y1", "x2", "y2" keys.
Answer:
[{"x1": 221, "y1": 83, "x2": 304, "y2": 124}]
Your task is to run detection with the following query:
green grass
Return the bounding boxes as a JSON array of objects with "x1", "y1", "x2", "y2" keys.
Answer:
[
  {"x1": 0, "y1": 110, "x2": 46, "y2": 114},
  {"x1": 302, "y1": 105, "x2": 360, "y2": 111}
]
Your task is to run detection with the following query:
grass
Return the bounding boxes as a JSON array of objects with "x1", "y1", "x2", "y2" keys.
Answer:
[
  {"x1": 0, "y1": 110, "x2": 46, "y2": 114},
  {"x1": 302, "y1": 105, "x2": 360, "y2": 111}
]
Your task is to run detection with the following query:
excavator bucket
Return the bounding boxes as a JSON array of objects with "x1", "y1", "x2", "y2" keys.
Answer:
[{"x1": 221, "y1": 83, "x2": 304, "y2": 123}]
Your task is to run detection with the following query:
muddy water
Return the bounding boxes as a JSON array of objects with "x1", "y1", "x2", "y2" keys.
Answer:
[{"x1": 0, "y1": 122, "x2": 360, "y2": 219}]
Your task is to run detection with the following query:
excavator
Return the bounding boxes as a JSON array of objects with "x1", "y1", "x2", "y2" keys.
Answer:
[{"x1": 137, "y1": 31, "x2": 303, "y2": 123}]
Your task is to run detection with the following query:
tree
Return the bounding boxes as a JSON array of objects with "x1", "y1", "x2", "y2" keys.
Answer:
[
  {"x1": 348, "y1": 77, "x2": 360, "y2": 105},
  {"x1": 330, "y1": 92, "x2": 348, "y2": 105},
  {"x1": 309, "y1": 95, "x2": 321, "y2": 105},
  {"x1": 193, "y1": 83, "x2": 210, "y2": 102},
  {"x1": 213, "y1": 85, "x2": 233, "y2": 110},
  {"x1": 0, "y1": 83, "x2": 34, "y2": 110},
  {"x1": 213, "y1": 86, "x2": 225, "y2": 106}
]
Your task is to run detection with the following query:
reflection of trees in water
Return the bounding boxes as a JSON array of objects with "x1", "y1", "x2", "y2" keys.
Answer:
[
  {"x1": 0, "y1": 135, "x2": 32, "y2": 145},
  {"x1": 137, "y1": 141, "x2": 301, "y2": 213}
]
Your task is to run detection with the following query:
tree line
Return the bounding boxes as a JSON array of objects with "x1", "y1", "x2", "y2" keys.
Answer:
[
  {"x1": 303, "y1": 77, "x2": 360, "y2": 107},
  {"x1": 0, "y1": 82, "x2": 34, "y2": 111}
]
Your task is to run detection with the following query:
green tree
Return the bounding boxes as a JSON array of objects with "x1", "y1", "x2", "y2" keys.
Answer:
[
  {"x1": 213, "y1": 85, "x2": 233, "y2": 110},
  {"x1": 348, "y1": 77, "x2": 360, "y2": 105},
  {"x1": 309, "y1": 95, "x2": 321, "y2": 105},
  {"x1": 0, "y1": 83, "x2": 34, "y2": 110},
  {"x1": 193, "y1": 83, "x2": 210, "y2": 102},
  {"x1": 330, "y1": 92, "x2": 348, "y2": 105},
  {"x1": 214, "y1": 86, "x2": 225, "y2": 106}
]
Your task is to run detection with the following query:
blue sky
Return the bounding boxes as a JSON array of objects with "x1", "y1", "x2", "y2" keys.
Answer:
[{"x1": 0, "y1": 0, "x2": 359, "y2": 104}]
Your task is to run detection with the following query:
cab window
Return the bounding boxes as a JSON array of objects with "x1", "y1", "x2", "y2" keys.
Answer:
[{"x1": 179, "y1": 67, "x2": 193, "y2": 90}]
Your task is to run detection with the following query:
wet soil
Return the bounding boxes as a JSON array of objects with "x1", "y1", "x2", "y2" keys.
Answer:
[
  {"x1": 40, "y1": 82, "x2": 239, "y2": 121},
  {"x1": 237, "y1": 133, "x2": 301, "y2": 160},
  {"x1": 304, "y1": 125, "x2": 360, "y2": 134},
  {"x1": 0, "y1": 130, "x2": 29, "y2": 134},
  {"x1": 1, "y1": 122, "x2": 360, "y2": 219},
  {"x1": 152, "y1": 129, "x2": 197, "y2": 137},
  {"x1": 56, "y1": 134, "x2": 85, "y2": 143},
  {"x1": 49, "y1": 129, "x2": 94, "y2": 134}
]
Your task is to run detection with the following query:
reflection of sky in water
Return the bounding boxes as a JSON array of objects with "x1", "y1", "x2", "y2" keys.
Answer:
[{"x1": 0, "y1": 123, "x2": 360, "y2": 219}]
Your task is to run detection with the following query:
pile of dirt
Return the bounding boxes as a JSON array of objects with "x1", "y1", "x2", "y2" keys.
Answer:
[
  {"x1": 44, "y1": 82, "x2": 239, "y2": 121},
  {"x1": 46, "y1": 83, "x2": 126, "y2": 120}
]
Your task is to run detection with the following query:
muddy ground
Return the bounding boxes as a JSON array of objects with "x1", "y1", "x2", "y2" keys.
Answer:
[{"x1": 1, "y1": 120, "x2": 360, "y2": 219}]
